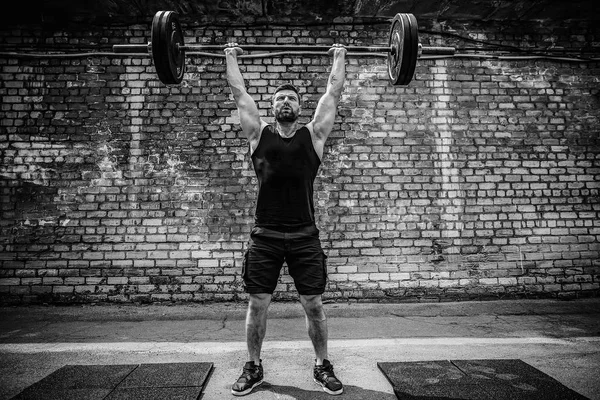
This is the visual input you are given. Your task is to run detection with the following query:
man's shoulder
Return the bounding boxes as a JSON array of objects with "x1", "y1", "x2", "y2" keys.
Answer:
[
  {"x1": 303, "y1": 122, "x2": 315, "y2": 135},
  {"x1": 259, "y1": 121, "x2": 271, "y2": 133}
]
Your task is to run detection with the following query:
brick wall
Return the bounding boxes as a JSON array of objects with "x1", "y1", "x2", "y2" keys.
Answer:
[{"x1": 1, "y1": 17, "x2": 599, "y2": 304}]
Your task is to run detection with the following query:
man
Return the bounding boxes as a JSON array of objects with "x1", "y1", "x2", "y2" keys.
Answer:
[{"x1": 224, "y1": 42, "x2": 347, "y2": 396}]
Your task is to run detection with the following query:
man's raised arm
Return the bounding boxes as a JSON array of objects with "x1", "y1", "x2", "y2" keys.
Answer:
[
  {"x1": 307, "y1": 44, "x2": 347, "y2": 160},
  {"x1": 224, "y1": 44, "x2": 265, "y2": 149}
]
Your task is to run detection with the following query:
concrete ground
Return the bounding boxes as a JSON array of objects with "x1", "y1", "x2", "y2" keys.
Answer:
[{"x1": 0, "y1": 298, "x2": 599, "y2": 400}]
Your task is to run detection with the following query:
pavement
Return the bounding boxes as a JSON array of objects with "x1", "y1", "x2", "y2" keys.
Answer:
[{"x1": 0, "y1": 298, "x2": 599, "y2": 400}]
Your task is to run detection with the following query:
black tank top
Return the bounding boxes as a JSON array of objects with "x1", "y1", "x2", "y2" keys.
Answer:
[{"x1": 251, "y1": 125, "x2": 321, "y2": 230}]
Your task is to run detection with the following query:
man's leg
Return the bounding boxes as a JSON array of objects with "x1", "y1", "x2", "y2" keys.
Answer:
[
  {"x1": 232, "y1": 293, "x2": 271, "y2": 396},
  {"x1": 300, "y1": 293, "x2": 343, "y2": 395},
  {"x1": 299, "y1": 294, "x2": 328, "y2": 364},
  {"x1": 246, "y1": 293, "x2": 272, "y2": 364}
]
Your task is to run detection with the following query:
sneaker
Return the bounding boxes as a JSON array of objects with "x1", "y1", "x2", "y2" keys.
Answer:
[
  {"x1": 231, "y1": 361, "x2": 264, "y2": 396},
  {"x1": 313, "y1": 359, "x2": 343, "y2": 395}
]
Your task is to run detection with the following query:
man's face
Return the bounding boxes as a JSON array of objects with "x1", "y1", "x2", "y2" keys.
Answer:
[{"x1": 272, "y1": 89, "x2": 300, "y2": 122}]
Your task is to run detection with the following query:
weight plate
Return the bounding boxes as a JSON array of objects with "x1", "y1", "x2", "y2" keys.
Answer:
[
  {"x1": 151, "y1": 11, "x2": 185, "y2": 85},
  {"x1": 388, "y1": 13, "x2": 419, "y2": 86},
  {"x1": 151, "y1": 11, "x2": 169, "y2": 84},
  {"x1": 164, "y1": 11, "x2": 185, "y2": 84},
  {"x1": 403, "y1": 13, "x2": 419, "y2": 85},
  {"x1": 397, "y1": 13, "x2": 413, "y2": 86},
  {"x1": 387, "y1": 15, "x2": 404, "y2": 85}
]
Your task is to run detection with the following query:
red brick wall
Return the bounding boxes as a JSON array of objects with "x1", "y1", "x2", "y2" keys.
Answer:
[{"x1": 1, "y1": 17, "x2": 599, "y2": 303}]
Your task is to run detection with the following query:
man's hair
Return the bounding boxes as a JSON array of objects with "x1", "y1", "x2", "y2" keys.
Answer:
[{"x1": 273, "y1": 83, "x2": 300, "y2": 101}]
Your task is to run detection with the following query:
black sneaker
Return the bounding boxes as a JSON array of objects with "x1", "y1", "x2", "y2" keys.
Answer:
[
  {"x1": 231, "y1": 361, "x2": 264, "y2": 396},
  {"x1": 314, "y1": 359, "x2": 343, "y2": 395}
]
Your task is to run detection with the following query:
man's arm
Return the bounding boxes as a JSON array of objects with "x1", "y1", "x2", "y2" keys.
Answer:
[
  {"x1": 307, "y1": 44, "x2": 347, "y2": 160},
  {"x1": 225, "y1": 44, "x2": 266, "y2": 152}
]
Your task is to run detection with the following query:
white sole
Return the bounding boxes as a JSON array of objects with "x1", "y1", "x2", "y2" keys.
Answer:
[
  {"x1": 314, "y1": 378, "x2": 344, "y2": 395},
  {"x1": 231, "y1": 379, "x2": 263, "y2": 396}
]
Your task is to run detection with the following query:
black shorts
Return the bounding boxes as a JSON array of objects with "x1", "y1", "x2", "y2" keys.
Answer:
[{"x1": 242, "y1": 225, "x2": 328, "y2": 295}]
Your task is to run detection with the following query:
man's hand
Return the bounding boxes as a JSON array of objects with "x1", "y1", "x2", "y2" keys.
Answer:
[
  {"x1": 327, "y1": 43, "x2": 347, "y2": 57},
  {"x1": 224, "y1": 42, "x2": 244, "y2": 56}
]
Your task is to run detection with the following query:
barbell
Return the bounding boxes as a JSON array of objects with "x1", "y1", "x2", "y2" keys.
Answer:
[{"x1": 113, "y1": 11, "x2": 456, "y2": 86}]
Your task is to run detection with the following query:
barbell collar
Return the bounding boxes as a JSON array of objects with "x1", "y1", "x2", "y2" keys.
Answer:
[
  {"x1": 113, "y1": 44, "x2": 151, "y2": 54},
  {"x1": 421, "y1": 46, "x2": 456, "y2": 56}
]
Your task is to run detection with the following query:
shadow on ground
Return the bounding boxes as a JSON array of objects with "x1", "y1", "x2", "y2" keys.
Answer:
[{"x1": 252, "y1": 382, "x2": 397, "y2": 399}]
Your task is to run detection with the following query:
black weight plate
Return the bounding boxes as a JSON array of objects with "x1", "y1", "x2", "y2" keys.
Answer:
[
  {"x1": 151, "y1": 11, "x2": 185, "y2": 85},
  {"x1": 151, "y1": 11, "x2": 170, "y2": 84},
  {"x1": 396, "y1": 13, "x2": 415, "y2": 86},
  {"x1": 403, "y1": 13, "x2": 419, "y2": 85},
  {"x1": 387, "y1": 15, "x2": 404, "y2": 85},
  {"x1": 163, "y1": 11, "x2": 185, "y2": 84}
]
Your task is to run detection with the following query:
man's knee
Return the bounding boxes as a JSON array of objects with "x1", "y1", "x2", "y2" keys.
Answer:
[
  {"x1": 248, "y1": 293, "x2": 271, "y2": 316},
  {"x1": 301, "y1": 294, "x2": 326, "y2": 321}
]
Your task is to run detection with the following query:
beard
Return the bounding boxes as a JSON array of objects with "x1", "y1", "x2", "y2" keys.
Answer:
[{"x1": 275, "y1": 108, "x2": 298, "y2": 122}]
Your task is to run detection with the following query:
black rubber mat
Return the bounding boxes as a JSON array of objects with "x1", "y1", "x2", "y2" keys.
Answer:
[
  {"x1": 11, "y1": 362, "x2": 213, "y2": 400},
  {"x1": 377, "y1": 359, "x2": 590, "y2": 400}
]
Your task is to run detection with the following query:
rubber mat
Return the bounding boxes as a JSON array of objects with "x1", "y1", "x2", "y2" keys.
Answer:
[
  {"x1": 377, "y1": 359, "x2": 589, "y2": 400},
  {"x1": 11, "y1": 362, "x2": 213, "y2": 400}
]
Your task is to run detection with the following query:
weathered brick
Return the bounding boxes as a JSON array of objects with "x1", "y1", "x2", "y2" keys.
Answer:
[{"x1": 0, "y1": 278, "x2": 20, "y2": 286}]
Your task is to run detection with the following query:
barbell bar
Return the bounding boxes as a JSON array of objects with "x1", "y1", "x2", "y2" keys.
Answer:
[
  {"x1": 112, "y1": 11, "x2": 457, "y2": 86},
  {"x1": 113, "y1": 43, "x2": 455, "y2": 56}
]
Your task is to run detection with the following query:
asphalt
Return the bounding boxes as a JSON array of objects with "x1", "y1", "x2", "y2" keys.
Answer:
[{"x1": 1, "y1": 298, "x2": 599, "y2": 400}]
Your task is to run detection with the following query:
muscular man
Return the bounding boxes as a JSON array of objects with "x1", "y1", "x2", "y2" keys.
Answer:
[{"x1": 225, "y1": 43, "x2": 346, "y2": 396}]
